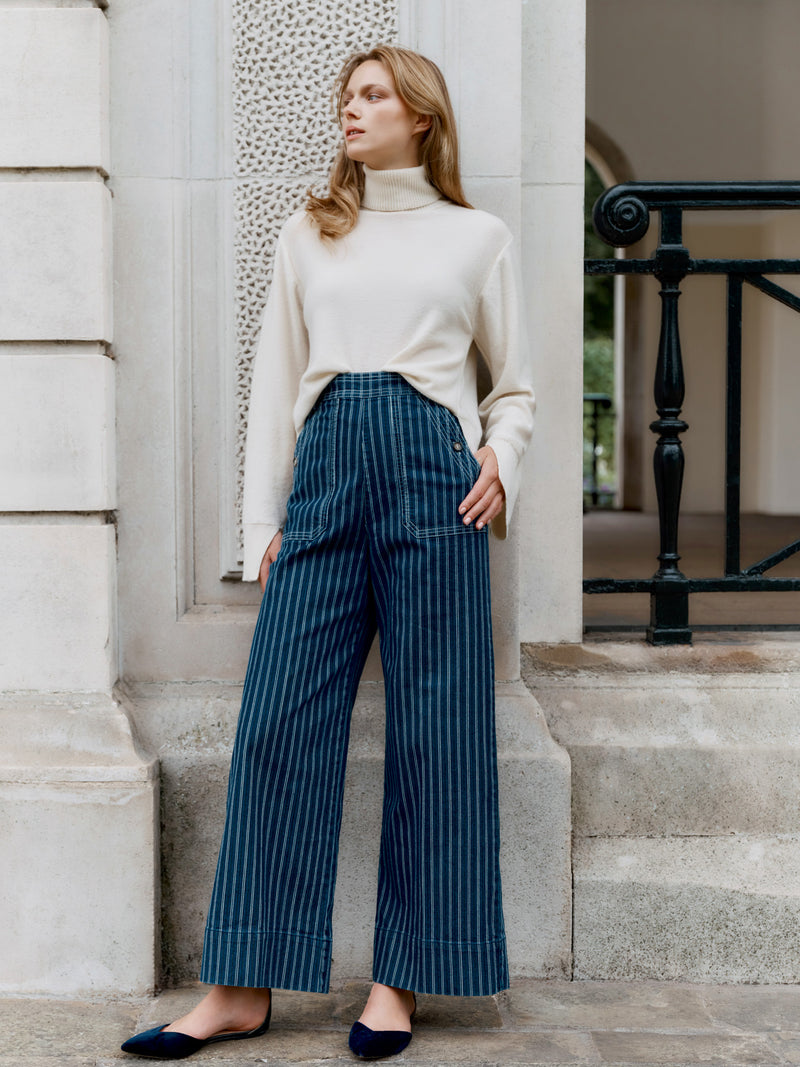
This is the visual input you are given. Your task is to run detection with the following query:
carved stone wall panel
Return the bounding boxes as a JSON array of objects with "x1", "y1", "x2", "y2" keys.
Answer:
[
  {"x1": 233, "y1": 177, "x2": 311, "y2": 533},
  {"x1": 231, "y1": 0, "x2": 398, "y2": 561},
  {"x1": 233, "y1": 1, "x2": 398, "y2": 177}
]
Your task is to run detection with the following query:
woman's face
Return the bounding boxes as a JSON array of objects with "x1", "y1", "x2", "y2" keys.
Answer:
[{"x1": 341, "y1": 60, "x2": 430, "y2": 170}]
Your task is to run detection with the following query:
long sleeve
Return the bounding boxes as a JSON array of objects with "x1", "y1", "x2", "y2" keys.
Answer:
[
  {"x1": 473, "y1": 236, "x2": 536, "y2": 539},
  {"x1": 241, "y1": 218, "x2": 310, "y2": 580}
]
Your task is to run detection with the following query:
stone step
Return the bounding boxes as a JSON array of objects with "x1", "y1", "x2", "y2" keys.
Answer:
[
  {"x1": 574, "y1": 835, "x2": 800, "y2": 983},
  {"x1": 530, "y1": 669, "x2": 800, "y2": 835}
]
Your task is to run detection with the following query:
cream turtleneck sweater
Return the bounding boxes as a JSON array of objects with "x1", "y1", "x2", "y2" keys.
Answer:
[{"x1": 242, "y1": 163, "x2": 536, "y2": 580}]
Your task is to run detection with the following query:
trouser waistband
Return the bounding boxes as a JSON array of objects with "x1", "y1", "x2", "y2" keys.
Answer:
[{"x1": 319, "y1": 371, "x2": 420, "y2": 399}]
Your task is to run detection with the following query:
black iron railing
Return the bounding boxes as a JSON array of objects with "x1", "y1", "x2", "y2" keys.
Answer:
[{"x1": 584, "y1": 181, "x2": 800, "y2": 645}]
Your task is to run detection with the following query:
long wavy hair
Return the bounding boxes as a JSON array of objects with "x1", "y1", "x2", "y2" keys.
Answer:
[{"x1": 306, "y1": 44, "x2": 472, "y2": 240}]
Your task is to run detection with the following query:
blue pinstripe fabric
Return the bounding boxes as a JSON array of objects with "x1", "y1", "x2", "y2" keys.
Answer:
[{"x1": 200, "y1": 372, "x2": 508, "y2": 997}]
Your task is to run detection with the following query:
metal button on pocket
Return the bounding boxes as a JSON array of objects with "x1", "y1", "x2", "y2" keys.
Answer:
[{"x1": 452, "y1": 441, "x2": 463, "y2": 452}]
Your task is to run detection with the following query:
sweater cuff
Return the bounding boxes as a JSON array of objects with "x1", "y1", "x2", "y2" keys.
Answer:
[
  {"x1": 242, "y1": 523, "x2": 282, "y2": 582},
  {"x1": 485, "y1": 437, "x2": 521, "y2": 541}
]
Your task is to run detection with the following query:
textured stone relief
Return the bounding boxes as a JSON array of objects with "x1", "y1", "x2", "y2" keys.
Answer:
[{"x1": 233, "y1": 1, "x2": 398, "y2": 560}]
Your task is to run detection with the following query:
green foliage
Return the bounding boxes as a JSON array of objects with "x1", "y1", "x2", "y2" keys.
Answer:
[{"x1": 583, "y1": 336, "x2": 614, "y2": 396}]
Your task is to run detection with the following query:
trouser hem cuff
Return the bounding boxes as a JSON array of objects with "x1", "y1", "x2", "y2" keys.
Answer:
[
  {"x1": 199, "y1": 926, "x2": 332, "y2": 992},
  {"x1": 372, "y1": 925, "x2": 509, "y2": 996}
]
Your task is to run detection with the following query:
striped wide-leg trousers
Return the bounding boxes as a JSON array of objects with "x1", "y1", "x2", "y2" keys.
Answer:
[{"x1": 200, "y1": 371, "x2": 509, "y2": 997}]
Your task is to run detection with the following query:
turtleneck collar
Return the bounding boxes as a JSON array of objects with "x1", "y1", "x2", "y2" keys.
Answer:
[{"x1": 361, "y1": 164, "x2": 443, "y2": 212}]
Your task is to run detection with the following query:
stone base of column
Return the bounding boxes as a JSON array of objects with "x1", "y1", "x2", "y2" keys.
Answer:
[
  {"x1": 125, "y1": 679, "x2": 573, "y2": 986},
  {"x1": 0, "y1": 693, "x2": 158, "y2": 996}
]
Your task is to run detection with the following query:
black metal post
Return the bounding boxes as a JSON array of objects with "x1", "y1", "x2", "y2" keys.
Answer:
[
  {"x1": 647, "y1": 207, "x2": 691, "y2": 644},
  {"x1": 725, "y1": 275, "x2": 743, "y2": 575}
]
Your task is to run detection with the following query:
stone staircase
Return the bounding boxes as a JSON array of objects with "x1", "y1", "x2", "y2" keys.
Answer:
[{"x1": 524, "y1": 638, "x2": 800, "y2": 984}]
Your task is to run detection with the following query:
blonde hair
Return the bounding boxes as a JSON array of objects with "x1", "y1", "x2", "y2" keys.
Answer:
[{"x1": 305, "y1": 44, "x2": 472, "y2": 240}]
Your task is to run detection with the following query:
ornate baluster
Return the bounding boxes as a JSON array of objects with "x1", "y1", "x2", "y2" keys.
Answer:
[{"x1": 648, "y1": 206, "x2": 691, "y2": 644}]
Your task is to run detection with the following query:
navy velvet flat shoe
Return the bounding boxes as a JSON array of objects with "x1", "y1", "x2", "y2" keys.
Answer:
[
  {"x1": 348, "y1": 993, "x2": 416, "y2": 1060},
  {"x1": 120, "y1": 996, "x2": 271, "y2": 1060}
]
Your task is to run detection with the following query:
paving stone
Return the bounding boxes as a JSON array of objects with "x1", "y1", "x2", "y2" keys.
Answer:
[
  {"x1": 0, "y1": 997, "x2": 141, "y2": 1059},
  {"x1": 406, "y1": 1029, "x2": 599, "y2": 1063},
  {"x1": 763, "y1": 1032, "x2": 800, "y2": 1065},
  {"x1": 100, "y1": 1061, "x2": 357, "y2": 1067},
  {"x1": 503, "y1": 979, "x2": 715, "y2": 1032},
  {"x1": 101, "y1": 1053, "x2": 590, "y2": 1067},
  {"x1": 592, "y1": 1029, "x2": 781, "y2": 1065},
  {"x1": 697, "y1": 983, "x2": 800, "y2": 1032},
  {"x1": 2, "y1": 1059, "x2": 99, "y2": 1067},
  {"x1": 12, "y1": 981, "x2": 800, "y2": 1066}
]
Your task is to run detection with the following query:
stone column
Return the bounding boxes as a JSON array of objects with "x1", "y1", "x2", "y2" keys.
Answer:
[
  {"x1": 519, "y1": 0, "x2": 587, "y2": 643},
  {"x1": 0, "y1": 5, "x2": 157, "y2": 996}
]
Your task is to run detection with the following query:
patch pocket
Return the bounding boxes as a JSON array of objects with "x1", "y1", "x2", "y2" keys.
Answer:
[
  {"x1": 393, "y1": 394, "x2": 483, "y2": 538},
  {"x1": 283, "y1": 399, "x2": 338, "y2": 542}
]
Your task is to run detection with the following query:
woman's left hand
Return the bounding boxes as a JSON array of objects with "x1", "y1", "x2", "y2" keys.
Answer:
[{"x1": 458, "y1": 446, "x2": 505, "y2": 530}]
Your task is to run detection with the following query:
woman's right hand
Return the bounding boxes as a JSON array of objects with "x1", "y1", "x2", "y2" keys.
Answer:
[{"x1": 258, "y1": 530, "x2": 283, "y2": 592}]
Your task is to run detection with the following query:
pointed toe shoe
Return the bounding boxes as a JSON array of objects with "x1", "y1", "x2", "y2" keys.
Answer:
[
  {"x1": 348, "y1": 1020, "x2": 413, "y2": 1060},
  {"x1": 348, "y1": 993, "x2": 416, "y2": 1060},
  {"x1": 121, "y1": 999, "x2": 271, "y2": 1060}
]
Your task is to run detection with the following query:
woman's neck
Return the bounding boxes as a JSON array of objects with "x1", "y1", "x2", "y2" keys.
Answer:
[{"x1": 361, "y1": 164, "x2": 443, "y2": 212}]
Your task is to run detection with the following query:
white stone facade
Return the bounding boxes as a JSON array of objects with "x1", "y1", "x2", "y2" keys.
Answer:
[
  {"x1": 0, "y1": 3, "x2": 157, "y2": 996},
  {"x1": 10, "y1": 0, "x2": 796, "y2": 1000}
]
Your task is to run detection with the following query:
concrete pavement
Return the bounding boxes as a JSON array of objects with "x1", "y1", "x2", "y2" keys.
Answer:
[{"x1": 6, "y1": 978, "x2": 800, "y2": 1066}]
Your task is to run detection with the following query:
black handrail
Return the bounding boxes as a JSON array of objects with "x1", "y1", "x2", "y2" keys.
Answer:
[{"x1": 584, "y1": 180, "x2": 800, "y2": 645}]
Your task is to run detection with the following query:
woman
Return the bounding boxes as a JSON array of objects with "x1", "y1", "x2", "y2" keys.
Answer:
[{"x1": 122, "y1": 43, "x2": 535, "y2": 1061}]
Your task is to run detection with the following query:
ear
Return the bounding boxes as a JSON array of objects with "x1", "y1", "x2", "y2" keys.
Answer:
[{"x1": 414, "y1": 113, "x2": 433, "y2": 135}]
